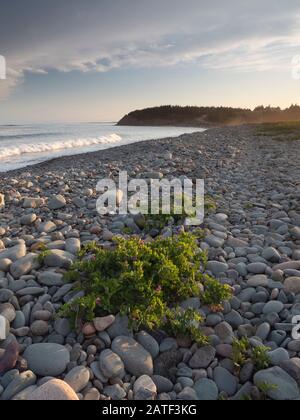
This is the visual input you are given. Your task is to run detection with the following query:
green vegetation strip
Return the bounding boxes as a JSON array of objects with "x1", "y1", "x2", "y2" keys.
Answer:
[{"x1": 257, "y1": 121, "x2": 300, "y2": 141}]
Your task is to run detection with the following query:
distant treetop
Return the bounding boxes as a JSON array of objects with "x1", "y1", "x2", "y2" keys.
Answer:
[{"x1": 117, "y1": 104, "x2": 300, "y2": 127}]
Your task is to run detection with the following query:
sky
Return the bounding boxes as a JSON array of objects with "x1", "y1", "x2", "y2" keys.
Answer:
[{"x1": 0, "y1": 0, "x2": 300, "y2": 123}]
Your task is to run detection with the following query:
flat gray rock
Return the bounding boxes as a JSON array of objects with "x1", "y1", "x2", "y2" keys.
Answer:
[
  {"x1": 111, "y1": 336, "x2": 153, "y2": 377},
  {"x1": 136, "y1": 331, "x2": 160, "y2": 359},
  {"x1": 10, "y1": 253, "x2": 39, "y2": 279},
  {"x1": 263, "y1": 300, "x2": 284, "y2": 315},
  {"x1": 207, "y1": 261, "x2": 228, "y2": 276},
  {"x1": 189, "y1": 346, "x2": 216, "y2": 369},
  {"x1": 103, "y1": 384, "x2": 126, "y2": 400},
  {"x1": 254, "y1": 367, "x2": 300, "y2": 400},
  {"x1": 99, "y1": 349, "x2": 125, "y2": 379},
  {"x1": 284, "y1": 277, "x2": 300, "y2": 294},
  {"x1": 214, "y1": 367, "x2": 238, "y2": 396},
  {"x1": 48, "y1": 195, "x2": 66, "y2": 210},
  {"x1": 134, "y1": 375, "x2": 157, "y2": 400},
  {"x1": 194, "y1": 378, "x2": 219, "y2": 400},
  {"x1": 24, "y1": 343, "x2": 70, "y2": 377},
  {"x1": 1, "y1": 371, "x2": 36, "y2": 400},
  {"x1": 0, "y1": 243, "x2": 26, "y2": 262},
  {"x1": 44, "y1": 249, "x2": 75, "y2": 268},
  {"x1": 38, "y1": 271, "x2": 64, "y2": 286},
  {"x1": 64, "y1": 366, "x2": 90, "y2": 392}
]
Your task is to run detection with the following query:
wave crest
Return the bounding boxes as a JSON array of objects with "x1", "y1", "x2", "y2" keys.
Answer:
[{"x1": 0, "y1": 134, "x2": 122, "y2": 160}]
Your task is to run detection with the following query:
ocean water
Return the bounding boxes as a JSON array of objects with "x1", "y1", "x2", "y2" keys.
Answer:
[{"x1": 0, "y1": 123, "x2": 204, "y2": 172}]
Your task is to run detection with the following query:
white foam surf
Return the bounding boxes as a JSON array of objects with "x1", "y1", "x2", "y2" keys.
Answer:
[
  {"x1": 0, "y1": 133, "x2": 122, "y2": 159},
  {"x1": 0, "y1": 123, "x2": 205, "y2": 172}
]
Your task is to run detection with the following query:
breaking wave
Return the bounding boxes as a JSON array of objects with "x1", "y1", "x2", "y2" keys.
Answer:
[{"x1": 0, "y1": 134, "x2": 122, "y2": 160}]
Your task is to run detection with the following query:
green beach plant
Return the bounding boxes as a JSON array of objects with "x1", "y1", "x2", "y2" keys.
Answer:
[
  {"x1": 201, "y1": 276, "x2": 233, "y2": 311},
  {"x1": 59, "y1": 232, "x2": 230, "y2": 343},
  {"x1": 36, "y1": 248, "x2": 51, "y2": 265},
  {"x1": 166, "y1": 307, "x2": 209, "y2": 345},
  {"x1": 252, "y1": 345, "x2": 271, "y2": 371},
  {"x1": 257, "y1": 382, "x2": 278, "y2": 400},
  {"x1": 231, "y1": 338, "x2": 271, "y2": 376},
  {"x1": 232, "y1": 337, "x2": 251, "y2": 369}
]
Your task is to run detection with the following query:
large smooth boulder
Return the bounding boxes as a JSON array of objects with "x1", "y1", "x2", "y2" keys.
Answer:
[
  {"x1": 284, "y1": 277, "x2": 300, "y2": 294},
  {"x1": 64, "y1": 366, "x2": 90, "y2": 393},
  {"x1": 27, "y1": 379, "x2": 79, "y2": 400},
  {"x1": 189, "y1": 346, "x2": 216, "y2": 369},
  {"x1": 10, "y1": 253, "x2": 39, "y2": 279},
  {"x1": 254, "y1": 367, "x2": 300, "y2": 400},
  {"x1": 193, "y1": 378, "x2": 219, "y2": 400},
  {"x1": 44, "y1": 250, "x2": 75, "y2": 268},
  {"x1": 0, "y1": 243, "x2": 26, "y2": 262},
  {"x1": 1, "y1": 371, "x2": 36, "y2": 400},
  {"x1": 23, "y1": 343, "x2": 70, "y2": 377},
  {"x1": 48, "y1": 195, "x2": 66, "y2": 210},
  {"x1": 99, "y1": 349, "x2": 125, "y2": 379},
  {"x1": 111, "y1": 336, "x2": 153, "y2": 376},
  {"x1": 133, "y1": 375, "x2": 157, "y2": 400}
]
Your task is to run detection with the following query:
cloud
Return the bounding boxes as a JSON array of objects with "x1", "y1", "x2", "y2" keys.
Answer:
[{"x1": 1, "y1": 0, "x2": 300, "y2": 97}]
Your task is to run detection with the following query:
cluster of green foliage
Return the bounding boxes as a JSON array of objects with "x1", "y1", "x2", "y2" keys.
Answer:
[
  {"x1": 240, "y1": 381, "x2": 279, "y2": 401},
  {"x1": 257, "y1": 121, "x2": 300, "y2": 141},
  {"x1": 232, "y1": 338, "x2": 271, "y2": 372},
  {"x1": 59, "y1": 233, "x2": 232, "y2": 344},
  {"x1": 144, "y1": 213, "x2": 179, "y2": 234},
  {"x1": 36, "y1": 246, "x2": 51, "y2": 264},
  {"x1": 256, "y1": 382, "x2": 279, "y2": 400},
  {"x1": 244, "y1": 202, "x2": 254, "y2": 210},
  {"x1": 204, "y1": 196, "x2": 217, "y2": 213},
  {"x1": 258, "y1": 121, "x2": 300, "y2": 138},
  {"x1": 166, "y1": 307, "x2": 209, "y2": 346},
  {"x1": 252, "y1": 346, "x2": 272, "y2": 370},
  {"x1": 232, "y1": 337, "x2": 250, "y2": 367},
  {"x1": 122, "y1": 226, "x2": 134, "y2": 235},
  {"x1": 142, "y1": 193, "x2": 197, "y2": 234},
  {"x1": 201, "y1": 276, "x2": 233, "y2": 310},
  {"x1": 142, "y1": 195, "x2": 216, "y2": 234}
]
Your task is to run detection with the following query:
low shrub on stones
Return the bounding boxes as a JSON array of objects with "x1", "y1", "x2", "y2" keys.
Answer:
[
  {"x1": 138, "y1": 192, "x2": 197, "y2": 234},
  {"x1": 204, "y1": 196, "x2": 217, "y2": 213},
  {"x1": 37, "y1": 248, "x2": 51, "y2": 264},
  {"x1": 241, "y1": 394, "x2": 253, "y2": 401},
  {"x1": 252, "y1": 345, "x2": 271, "y2": 371},
  {"x1": 59, "y1": 232, "x2": 223, "y2": 344},
  {"x1": 232, "y1": 338, "x2": 271, "y2": 372},
  {"x1": 142, "y1": 194, "x2": 216, "y2": 234},
  {"x1": 257, "y1": 382, "x2": 279, "y2": 400},
  {"x1": 165, "y1": 307, "x2": 209, "y2": 346},
  {"x1": 232, "y1": 337, "x2": 250, "y2": 369},
  {"x1": 122, "y1": 227, "x2": 134, "y2": 235},
  {"x1": 201, "y1": 277, "x2": 233, "y2": 311},
  {"x1": 144, "y1": 213, "x2": 180, "y2": 234}
]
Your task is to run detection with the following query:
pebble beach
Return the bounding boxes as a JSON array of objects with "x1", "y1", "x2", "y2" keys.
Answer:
[{"x1": 0, "y1": 124, "x2": 300, "y2": 401}]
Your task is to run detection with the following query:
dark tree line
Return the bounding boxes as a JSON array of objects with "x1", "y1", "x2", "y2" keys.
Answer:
[{"x1": 118, "y1": 105, "x2": 300, "y2": 126}]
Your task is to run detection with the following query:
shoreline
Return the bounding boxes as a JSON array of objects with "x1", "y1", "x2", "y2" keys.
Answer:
[
  {"x1": 4, "y1": 121, "x2": 298, "y2": 177},
  {"x1": 0, "y1": 128, "x2": 207, "y2": 177},
  {"x1": 0, "y1": 126, "x2": 206, "y2": 176}
]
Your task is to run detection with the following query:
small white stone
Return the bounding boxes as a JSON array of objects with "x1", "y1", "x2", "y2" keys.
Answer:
[
  {"x1": 0, "y1": 194, "x2": 5, "y2": 210},
  {"x1": 0, "y1": 315, "x2": 8, "y2": 340}
]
